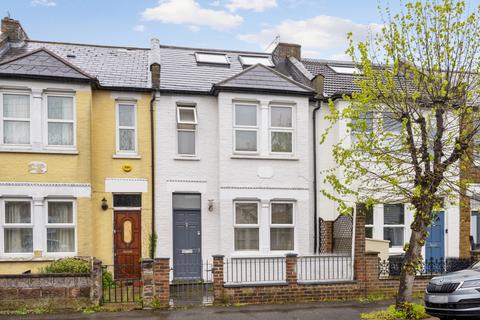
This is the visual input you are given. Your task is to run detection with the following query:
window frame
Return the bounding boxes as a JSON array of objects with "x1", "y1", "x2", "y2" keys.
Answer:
[
  {"x1": 233, "y1": 201, "x2": 260, "y2": 252},
  {"x1": 194, "y1": 52, "x2": 230, "y2": 65},
  {"x1": 0, "y1": 92, "x2": 32, "y2": 147},
  {"x1": 269, "y1": 105, "x2": 295, "y2": 155},
  {"x1": 44, "y1": 199, "x2": 77, "y2": 257},
  {"x1": 382, "y1": 204, "x2": 405, "y2": 248},
  {"x1": 365, "y1": 206, "x2": 374, "y2": 239},
  {"x1": 176, "y1": 105, "x2": 198, "y2": 157},
  {"x1": 44, "y1": 93, "x2": 76, "y2": 149},
  {"x1": 238, "y1": 55, "x2": 274, "y2": 67},
  {"x1": 0, "y1": 198, "x2": 34, "y2": 257},
  {"x1": 115, "y1": 101, "x2": 138, "y2": 155},
  {"x1": 269, "y1": 201, "x2": 295, "y2": 251},
  {"x1": 233, "y1": 103, "x2": 259, "y2": 154}
]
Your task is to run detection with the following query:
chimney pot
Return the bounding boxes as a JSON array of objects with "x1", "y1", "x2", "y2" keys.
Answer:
[{"x1": 1, "y1": 17, "x2": 28, "y2": 42}]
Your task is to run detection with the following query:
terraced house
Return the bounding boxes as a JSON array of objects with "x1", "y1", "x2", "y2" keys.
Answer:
[{"x1": 0, "y1": 17, "x2": 154, "y2": 276}]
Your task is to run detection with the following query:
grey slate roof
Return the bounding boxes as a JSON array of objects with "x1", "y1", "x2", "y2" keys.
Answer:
[
  {"x1": 0, "y1": 48, "x2": 93, "y2": 81},
  {"x1": 213, "y1": 63, "x2": 314, "y2": 95},
  {"x1": 0, "y1": 40, "x2": 150, "y2": 89},
  {"x1": 301, "y1": 58, "x2": 360, "y2": 97}
]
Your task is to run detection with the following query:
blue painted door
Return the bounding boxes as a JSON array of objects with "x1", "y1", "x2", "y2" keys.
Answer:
[
  {"x1": 173, "y1": 209, "x2": 202, "y2": 279},
  {"x1": 426, "y1": 211, "x2": 445, "y2": 262}
]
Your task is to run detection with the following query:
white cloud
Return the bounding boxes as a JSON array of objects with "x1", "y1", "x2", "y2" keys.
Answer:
[
  {"x1": 31, "y1": 0, "x2": 56, "y2": 7},
  {"x1": 226, "y1": 0, "x2": 277, "y2": 12},
  {"x1": 238, "y1": 15, "x2": 381, "y2": 56},
  {"x1": 133, "y1": 24, "x2": 145, "y2": 32},
  {"x1": 142, "y1": 0, "x2": 243, "y2": 30},
  {"x1": 329, "y1": 52, "x2": 351, "y2": 61},
  {"x1": 188, "y1": 25, "x2": 200, "y2": 32}
]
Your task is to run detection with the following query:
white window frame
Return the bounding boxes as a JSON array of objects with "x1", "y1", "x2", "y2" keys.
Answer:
[
  {"x1": 0, "y1": 92, "x2": 32, "y2": 147},
  {"x1": 115, "y1": 102, "x2": 138, "y2": 155},
  {"x1": 0, "y1": 198, "x2": 34, "y2": 258},
  {"x1": 233, "y1": 201, "x2": 260, "y2": 252},
  {"x1": 176, "y1": 105, "x2": 198, "y2": 156},
  {"x1": 269, "y1": 105, "x2": 295, "y2": 155},
  {"x1": 365, "y1": 207, "x2": 374, "y2": 239},
  {"x1": 44, "y1": 93, "x2": 76, "y2": 149},
  {"x1": 195, "y1": 52, "x2": 230, "y2": 65},
  {"x1": 45, "y1": 199, "x2": 77, "y2": 257},
  {"x1": 269, "y1": 201, "x2": 295, "y2": 252},
  {"x1": 382, "y1": 203, "x2": 406, "y2": 249},
  {"x1": 233, "y1": 103, "x2": 259, "y2": 154}
]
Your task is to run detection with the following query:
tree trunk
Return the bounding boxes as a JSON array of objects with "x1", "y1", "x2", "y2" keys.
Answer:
[{"x1": 396, "y1": 207, "x2": 430, "y2": 308}]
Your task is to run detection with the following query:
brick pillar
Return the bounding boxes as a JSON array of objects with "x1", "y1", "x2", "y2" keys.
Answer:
[
  {"x1": 212, "y1": 255, "x2": 224, "y2": 303},
  {"x1": 460, "y1": 193, "x2": 473, "y2": 258},
  {"x1": 323, "y1": 221, "x2": 334, "y2": 253},
  {"x1": 90, "y1": 258, "x2": 102, "y2": 305},
  {"x1": 285, "y1": 253, "x2": 298, "y2": 284},
  {"x1": 364, "y1": 251, "x2": 380, "y2": 295},
  {"x1": 141, "y1": 259, "x2": 154, "y2": 308},
  {"x1": 153, "y1": 258, "x2": 170, "y2": 307},
  {"x1": 354, "y1": 209, "x2": 366, "y2": 289}
]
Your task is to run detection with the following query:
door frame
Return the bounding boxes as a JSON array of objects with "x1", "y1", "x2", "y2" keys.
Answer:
[{"x1": 171, "y1": 192, "x2": 202, "y2": 279}]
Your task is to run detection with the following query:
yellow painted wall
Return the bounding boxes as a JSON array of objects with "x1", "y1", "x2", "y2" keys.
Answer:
[{"x1": 90, "y1": 91, "x2": 152, "y2": 266}]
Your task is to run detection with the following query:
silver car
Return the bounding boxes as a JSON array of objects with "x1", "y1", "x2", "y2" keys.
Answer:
[{"x1": 425, "y1": 261, "x2": 480, "y2": 319}]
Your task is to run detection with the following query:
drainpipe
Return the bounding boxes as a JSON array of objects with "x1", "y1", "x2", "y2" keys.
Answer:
[
  {"x1": 313, "y1": 101, "x2": 321, "y2": 254},
  {"x1": 150, "y1": 91, "x2": 156, "y2": 259}
]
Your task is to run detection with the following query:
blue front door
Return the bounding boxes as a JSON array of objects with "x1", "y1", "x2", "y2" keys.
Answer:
[{"x1": 426, "y1": 211, "x2": 445, "y2": 262}]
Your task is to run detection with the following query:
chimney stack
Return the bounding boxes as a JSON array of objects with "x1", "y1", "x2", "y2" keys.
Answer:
[
  {"x1": 149, "y1": 38, "x2": 161, "y2": 89},
  {"x1": 1, "y1": 17, "x2": 28, "y2": 42},
  {"x1": 272, "y1": 42, "x2": 301, "y2": 61}
]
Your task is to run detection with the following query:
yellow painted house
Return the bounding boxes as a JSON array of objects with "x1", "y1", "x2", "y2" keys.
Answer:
[{"x1": 0, "y1": 17, "x2": 156, "y2": 275}]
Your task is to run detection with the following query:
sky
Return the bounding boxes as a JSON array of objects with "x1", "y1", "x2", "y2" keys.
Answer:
[{"x1": 2, "y1": 0, "x2": 480, "y2": 60}]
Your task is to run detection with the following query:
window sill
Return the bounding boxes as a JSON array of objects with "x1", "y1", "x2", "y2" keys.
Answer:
[
  {"x1": 0, "y1": 147, "x2": 79, "y2": 155},
  {"x1": 112, "y1": 154, "x2": 142, "y2": 159},
  {"x1": 174, "y1": 156, "x2": 200, "y2": 161},
  {"x1": 0, "y1": 256, "x2": 55, "y2": 262},
  {"x1": 231, "y1": 155, "x2": 299, "y2": 161}
]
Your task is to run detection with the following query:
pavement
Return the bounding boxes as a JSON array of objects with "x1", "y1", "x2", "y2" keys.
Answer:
[{"x1": 0, "y1": 300, "x2": 440, "y2": 320}]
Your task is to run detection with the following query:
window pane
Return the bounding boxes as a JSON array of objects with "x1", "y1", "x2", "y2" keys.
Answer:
[
  {"x1": 235, "y1": 105, "x2": 257, "y2": 126},
  {"x1": 3, "y1": 94, "x2": 29, "y2": 118},
  {"x1": 472, "y1": 211, "x2": 480, "y2": 249},
  {"x1": 119, "y1": 128, "x2": 135, "y2": 151},
  {"x1": 178, "y1": 131, "x2": 195, "y2": 155},
  {"x1": 173, "y1": 194, "x2": 200, "y2": 210},
  {"x1": 48, "y1": 202, "x2": 73, "y2": 223},
  {"x1": 384, "y1": 204, "x2": 404, "y2": 225},
  {"x1": 4, "y1": 228, "x2": 32, "y2": 253},
  {"x1": 48, "y1": 96, "x2": 73, "y2": 120},
  {"x1": 178, "y1": 108, "x2": 196, "y2": 123},
  {"x1": 271, "y1": 132, "x2": 292, "y2": 153},
  {"x1": 270, "y1": 228, "x2": 294, "y2": 250},
  {"x1": 196, "y1": 53, "x2": 229, "y2": 64},
  {"x1": 114, "y1": 194, "x2": 142, "y2": 207},
  {"x1": 234, "y1": 228, "x2": 259, "y2": 250},
  {"x1": 271, "y1": 203, "x2": 293, "y2": 224},
  {"x1": 5, "y1": 202, "x2": 31, "y2": 223},
  {"x1": 383, "y1": 112, "x2": 401, "y2": 132},
  {"x1": 271, "y1": 107, "x2": 292, "y2": 128},
  {"x1": 4, "y1": 121, "x2": 29, "y2": 144},
  {"x1": 47, "y1": 228, "x2": 75, "y2": 252},
  {"x1": 365, "y1": 206, "x2": 374, "y2": 225},
  {"x1": 118, "y1": 104, "x2": 135, "y2": 127},
  {"x1": 48, "y1": 122, "x2": 73, "y2": 145},
  {"x1": 352, "y1": 112, "x2": 373, "y2": 135},
  {"x1": 235, "y1": 130, "x2": 257, "y2": 151},
  {"x1": 384, "y1": 227, "x2": 404, "y2": 247},
  {"x1": 235, "y1": 203, "x2": 258, "y2": 224},
  {"x1": 365, "y1": 227, "x2": 373, "y2": 238}
]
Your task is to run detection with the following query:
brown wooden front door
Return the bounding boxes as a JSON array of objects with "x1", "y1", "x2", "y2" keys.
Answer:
[{"x1": 114, "y1": 211, "x2": 141, "y2": 279}]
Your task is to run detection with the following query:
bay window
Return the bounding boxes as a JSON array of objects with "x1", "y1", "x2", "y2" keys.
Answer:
[
  {"x1": 46, "y1": 201, "x2": 75, "y2": 253},
  {"x1": 234, "y1": 202, "x2": 259, "y2": 251},
  {"x1": 176, "y1": 105, "x2": 197, "y2": 156},
  {"x1": 2, "y1": 94, "x2": 30, "y2": 145},
  {"x1": 383, "y1": 204, "x2": 405, "y2": 247},
  {"x1": 270, "y1": 202, "x2": 294, "y2": 250},
  {"x1": 47, "y1": 96, "x2": 74, "y2": 146},
  {"x1": 116, "y1": 103, "x2": 137, "y2": 154},
  {"x1": 3, "y1": 201, "x2": 33, "y2": 254},
  {"x1": 234, "y1": 104, "x2": 258, "y2": 152},
  {"x1": 270, "y1": 106, "x2": 293, "y2": 153}
]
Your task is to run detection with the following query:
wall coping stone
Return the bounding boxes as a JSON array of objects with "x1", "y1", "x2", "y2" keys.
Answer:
[
  {"x1": 224, "y1": 281, "x2": 288, "y2": 288},
  {"x1": 0, "y1": 273, "x2": 90, "y2": 279}
]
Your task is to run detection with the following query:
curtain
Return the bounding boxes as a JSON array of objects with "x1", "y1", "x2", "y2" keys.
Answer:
[
  {"x1": 5, "y1": 202, "x2": 30, "y2": 223},
  {"x1": 47, "y1": 97, "x2": 73, "y2": 146},
  {"x1": 234, "y1": 228, "x2": 259, "y2": 250},
  {"x1": 270, "y1": 228, "x2": 294, "y2": 250},
  {"x1": 48, "y1": 122, "x2": 73, "y2": 145},
  {"x1": 47, "y1": 228, "x2": 74, "y2": 252},
  {"x1": 48, "y1": 202, "x2": 72, "y2": 223},
  {"x1": 118, "y1": 104, "x2": 134, "y2": 126},
  {"x1": 3, "y1": 94, "x2": 30, "y2": 144},
  {"x1": 271, "y1": 203, "x2": 293, "y2": 224},
  {"x1": 235, "y1": 130, "x2": 257, "y2": 151},
  {"x1": 119, "y1": 128, "x2": 134, "y2": 151},
  {"x1": 235, "y1": 105, "x2": 257, "y2": 126},
  {"x1": 271, "y1": 131, "x2": 292, "y2": 153},
  {"x1": 5, "y1": 228, "x2": 33, "y2": 253},
  {"x1": 47, "y1": 96, "x2": 73, "y2": 120},
  {"x1": 271, "y1": 107, "x2": 292, "y2": 127}
]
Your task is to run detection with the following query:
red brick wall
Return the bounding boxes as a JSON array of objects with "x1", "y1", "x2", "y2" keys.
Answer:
[{"x1": 141, "y1": 258, "x2": 170, "y2": 308}]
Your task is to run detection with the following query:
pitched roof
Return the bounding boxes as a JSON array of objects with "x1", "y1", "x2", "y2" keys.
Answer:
[
  {"x1": 212, "y1": 63, "x2": 314, "y2": 95},
  {"x1": 0, "y1": 40, "x2": 150, "y2": 89},
  {"x1": 0, "y1": 48, "x2": 94, "y2": 81}
]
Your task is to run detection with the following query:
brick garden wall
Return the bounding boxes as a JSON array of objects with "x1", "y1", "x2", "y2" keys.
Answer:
[{"x1": 0, "y1": 258, "x2": 102, "y2": 310}]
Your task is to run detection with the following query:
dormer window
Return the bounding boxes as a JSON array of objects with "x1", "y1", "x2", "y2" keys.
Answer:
[
  {"x1": 195, "y1": 52, "x2": 229, "y2": 65},
  {"x1": 239, "y1": 55, "x2": 274, "y2": 67},
  {"x1": 176, "y1": 105, "x2": 197, "y2": 156}
]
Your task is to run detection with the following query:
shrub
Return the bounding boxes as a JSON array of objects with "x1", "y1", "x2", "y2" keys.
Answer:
[
  {"x1": 361, "y1": 303, "x2": 428, "y2": 320},
  {"x1": 41, "y1": 258, "x2": 90, "y2": 274},
  {"x1": 102, "y1": 270, "x2": 115, "y2": 288}
]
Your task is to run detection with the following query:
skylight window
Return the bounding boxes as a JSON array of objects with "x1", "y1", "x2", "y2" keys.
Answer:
[
  {"x1": 239, "y1": 55, "x2": 274, "y2": 67},
  {"x1": 329, "y1": 65, "x2": 362, "y2": 75},
  {"x1": 195, "y1": 52, "x2": 230, "y2": 65}
]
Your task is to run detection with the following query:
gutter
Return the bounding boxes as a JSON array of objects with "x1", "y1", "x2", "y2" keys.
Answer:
[{"x1": 312, "y1": 100, "x2": 321, "y2": 253}]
